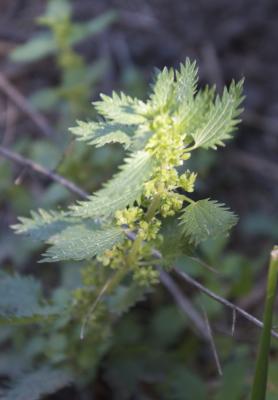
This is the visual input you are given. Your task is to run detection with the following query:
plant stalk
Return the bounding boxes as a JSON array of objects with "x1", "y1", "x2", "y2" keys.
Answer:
[
  {"x1": 145, "y1": 194, "x2": 161, "y2": 222},
  {"x1": 250, "y1": 246, "x2": 278, "y2": 400}
]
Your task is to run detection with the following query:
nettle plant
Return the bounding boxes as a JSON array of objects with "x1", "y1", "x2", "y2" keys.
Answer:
[
  {"x1": 11, "y1": 0, "x2": 116, "y2": 117},
  {"x1": 13, "y1": 60, "x2": 243, "y2": 337}
]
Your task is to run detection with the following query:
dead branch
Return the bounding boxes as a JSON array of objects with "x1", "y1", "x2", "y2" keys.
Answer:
[
  {"x1": 0, "y1": 145, "x2": 88, "y2": 198},
  {"x1": 0, "y1": 73, "x2": 54, "y2": 137}
]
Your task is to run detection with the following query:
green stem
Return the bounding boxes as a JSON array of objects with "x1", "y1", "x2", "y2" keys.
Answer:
[
  {"x1": 80, "y1": 264, "x2": 129, "y2": 339},
  {"x1": 106, "y1": 264, "x2": 130, "y2": 294},
  {"x1": 145, "y1": 194, "x2": 161, "y2": 222},
  {"x1": 184, "y1": 144, "x2": 196, "y2": 153},
  {"x1": 250, "y1": 246, "x2": 278, "y2": 400},
  {"x1": 182, "y1": 194, "x2": 195, "y2": 204},
  {"x1": 93, "y1": 265, "x2": 130, "y2": 309},
  {"x1": 127, "y1": 234, "x2": 143, "y2": 265}
]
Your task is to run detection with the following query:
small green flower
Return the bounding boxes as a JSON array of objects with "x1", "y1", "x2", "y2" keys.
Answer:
[{"x1": 134, "y1": 266, "x2": 159, "y2": 286}]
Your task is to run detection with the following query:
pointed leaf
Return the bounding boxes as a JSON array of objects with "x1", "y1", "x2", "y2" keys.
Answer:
[
  {"x1": 175, "y1": 59, "x2": 198, "y2": 104},
  {"x1": 69, "y1": 11, "x2": 117, "y2": 44},
  {"x1": 70, "y1": 151, "x2": 154, "y2": 219},
  {"x1": 0, "y1": 274, "x2": 60, "y2": 324},
  {"x1": 159, "y1": 218, "x2": 194, "y2": 264},
  {"x1": 10, "y1": 34, "x2": 56, "y2": 62},
  {"x1": 107, "y1": 284, "x2": 148, "y2": 316},
  {"x1": 178, "y1": 85, "x2": 216, "y2": 134},
  {"x1": 190, "y1": 80, "x2": 244, "y2": 149},
  {"x1": 150, "y1": 66, "x2": 175, "y2": 110},
  {"x1": 12, "y1": 210, "x2": 81, "y2": 242},
  {"x1": 42, "y1": 223, "x2": 124, "y2": 262},
  {"x1": 94, "y1": 92, "x2": 145, "y2": 125},
  {"x1": 179, "y1": 199, "x2": 238, "y2": 245},
  {"x1": 69, "y1": 120, "x2": 132, "y2": 148}
]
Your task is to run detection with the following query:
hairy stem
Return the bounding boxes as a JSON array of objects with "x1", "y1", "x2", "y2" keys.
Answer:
[
  {"x1": 145, "y1": 194, "x2": 161, "y2": 222},
  {"x1": 127, "y1": 234, "x2": 143, "y2": 266},
  {"x1": 182, "y1": 194, "x2": 195, "y2": 204},
  {"x1": 250, "y1": 246, "x2": 278, "y2": 400},
  {"x1": 80, "y1": 264, "x2": 129, "y2": 339}
]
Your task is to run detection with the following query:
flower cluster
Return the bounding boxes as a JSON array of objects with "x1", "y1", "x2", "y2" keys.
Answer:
[
  {"x1": 96, "y1": 206, "x2": 162, "y2": 286},
  {"x1": 95, "y1": 107, "x2": 197, "y2": 286},
  {"x1": 144, "y1": 111, "x2": 197, "y2": 217}
]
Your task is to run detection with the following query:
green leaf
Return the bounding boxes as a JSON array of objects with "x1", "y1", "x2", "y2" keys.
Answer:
[
  {"x1": 215, "y1": 361, "x2": 247, "y2": 400},
  {"x1": 42, "y1": 224, "x2": 124, "y2": 262},
  {"x1": 190, "y1": 80, "x2": 244, "y2": 149},
  {"x1": 150, "y1": 66, "x2": 175, "y2": 110},
  {"x1": 29, "y1": 88, "x2": 59, "y2": 111},
  {"x1": 12, "y1": 209, "x2": 81, "y2": 242},
  {"x1": 107, "y1": 284, "x2": 148, "y2": 316},
  {"x1": 39, "y1": 0, "x2": 71, "y2": 22},
  {"x1": 179, "y1": 85, "x2": 216, "y2": 133},
  {"x1": 164, "y1": 367, "x2": 206, "y2": 400},
  {"x1": 179, "y1": 199, "x2": 238, "y2": 245},
  {"x1": 175, "y1": 59, "x2": 198, "y2": 104},
  {"x1": 0, "y1": 367, "x2": 72, "y2": 400},
  {"x1": 151, "y1": 305, "x2": 187, "y2": 347},
  {"x1": 148, "y1": 60, "x2": 198, "y2": 116},
  {"x1": 94, "y1": 92, "x2": 145, "y2": 125},
  {"x1": 69, "y1": 120, "x2": 133, "y2": 149},
  {"x1": 0, "y1": 274, "x2": 59, "y2": 324},
  {"x1": 10, "y1": 8, "x2": 116, "y2": 63},
  {"x1": 10, "y1": 34, "x2": 56, "y2": 62},
  {"x1": 70, "y1": 151, "x2": 154, "y2": 219},
  {"x1": 158, "y1": 218, "x2": 193, "y2": 265},
  {"x1": 70, "y1": 11, "x2": 117, "y2": 43}
]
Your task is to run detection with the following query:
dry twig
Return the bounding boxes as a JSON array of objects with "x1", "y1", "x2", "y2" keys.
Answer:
[
  {"x1": 125, "y1": 230, "x2": 278, "y2": 339},
  {"x1": 0, "y1": 73, "x2": 55, "y2": 137},
  {"x1": 0, "y1": 145, "x2": 88, "y2": 198},
  {"x1": 159, "y1": 267, "x2": 209, "y2": 340},
  {"x1": 174, "y1": 268, "x2": 278, "y2": 340},
  {"x1": 202, "y1": 306, "x2": 223, "y2": 376}
]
